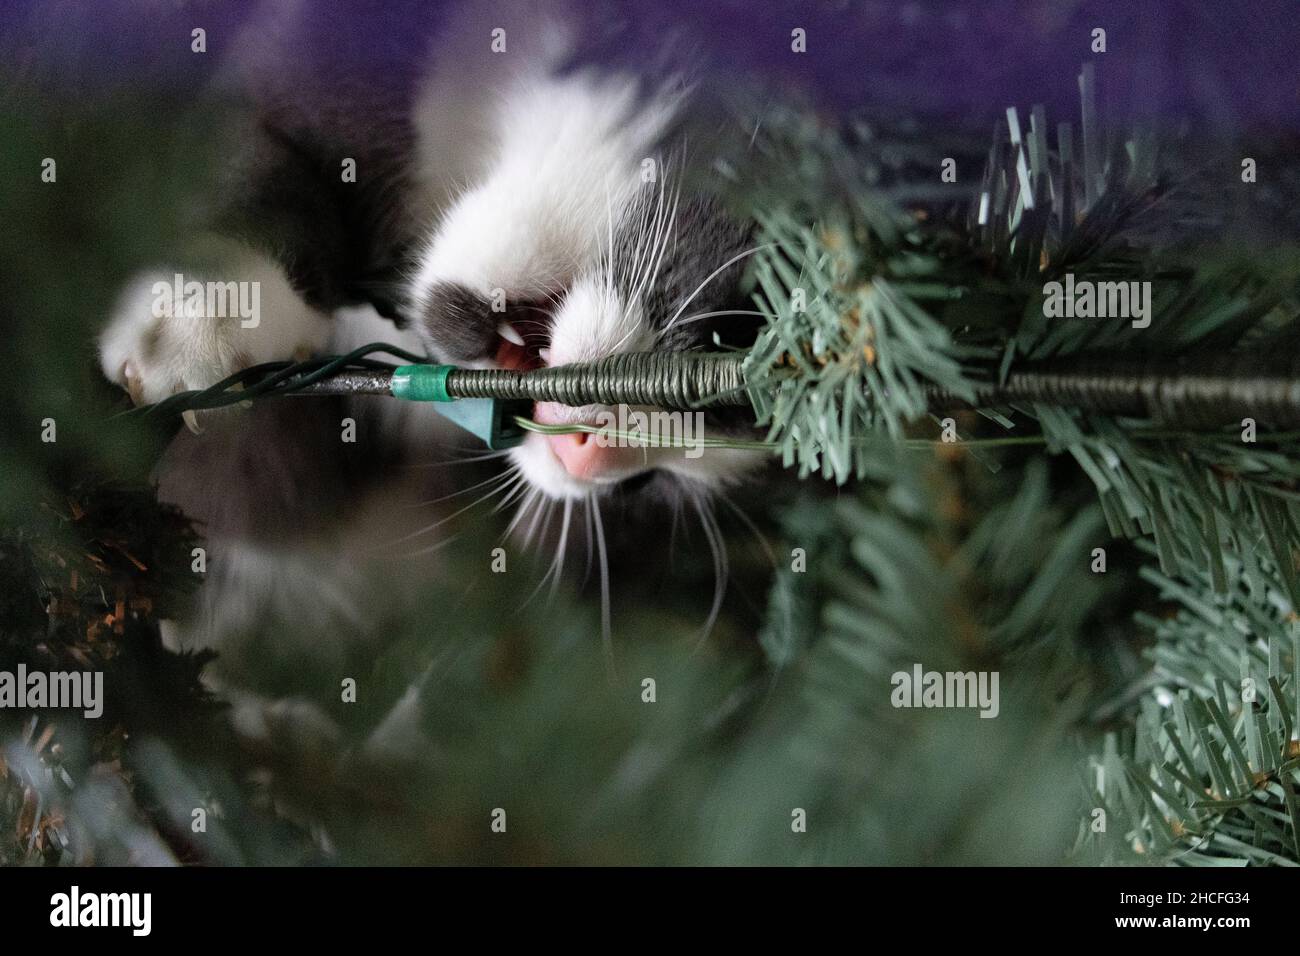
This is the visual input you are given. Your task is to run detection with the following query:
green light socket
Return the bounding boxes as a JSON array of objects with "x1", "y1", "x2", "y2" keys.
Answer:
[{"x1": 390, "y1": 364, "x2": 454, "y2": 403}]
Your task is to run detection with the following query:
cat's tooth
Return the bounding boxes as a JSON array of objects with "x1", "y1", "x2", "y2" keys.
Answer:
[
  {"x1": 497, "y1": 322, "x2": 525, "y2": 346},
  {"x1": 539, "y1": 348, "x2": 552, "y2": 365},
  {"x1": 182, "y1": 409, "x2": 204, "y2": 435}
]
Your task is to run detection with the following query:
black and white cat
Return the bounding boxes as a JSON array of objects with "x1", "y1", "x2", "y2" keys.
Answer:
[
  {"x1": 97, "y1": 0, "x2": 768, "y2": 660},
  {"x1": 103, "y1": 0, "x2": 762, "y2": 493}
]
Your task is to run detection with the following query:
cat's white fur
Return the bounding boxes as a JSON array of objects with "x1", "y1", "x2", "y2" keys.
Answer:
[{"x1": 409, "y1": 68, "x2": 681, "y2": 298}]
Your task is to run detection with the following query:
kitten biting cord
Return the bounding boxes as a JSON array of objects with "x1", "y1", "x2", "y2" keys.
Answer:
[{"x1": 102, "y1": 0, "x2": 766, "y2": 504}]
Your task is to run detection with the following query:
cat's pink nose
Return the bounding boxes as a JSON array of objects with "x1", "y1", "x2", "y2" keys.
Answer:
[{"x1": 546, "y1": 431, "x2": 606, "y2": 479}]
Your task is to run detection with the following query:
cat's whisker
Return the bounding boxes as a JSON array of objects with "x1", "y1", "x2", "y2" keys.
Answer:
[
  {"x1": 615, "y1": 169, "x2": 648, "y2": 296},
  {"x1": 662, "y1": 243, "x2": 777, "y2": 334},
  {"x1": 581, "y1": 494, "x2": 598, "y2": 588},
  {"x1": 535, "y1": 285, "x2": 566, "y2": 313},
  {"x1": 602, "y1": 162, "x2": 659, "y2": 353},
  {"x1": 549, "y1": 497, "x2": 572, "y2": 600},
  {"x1": 604, "y1": 180, "x2": 618, "y2": 305},
  {"x1": 491, "y1": 469, "x2": 531, "y2": 515},
  {"x1": 609, "y1": 312, "x2": 647, "y2": 357},
  {"x1": 381, "y1": 465, "x2": 519, "y2": 549},
  {"x1": 406, "y1": 466, "x2": 516, "y2": 509},
  {"x1": 503, "y1": 486, "x2": 540, "y2": 541},
  {"x1": 716, "y1": 490, "x2": 776, "y2": 568},
  {"x1": 627, "y1": 169, "x2": 679, "y2": 320},
  {"x1": 605, "y1": 184, "x2": 676, "y2": 356},
  {"x1": 689, "y1": 490, "x2": 728, "y2": 652},
  {"x1": 405, "y1": 448, "x2": 513, "y2": 468},
  {"x1": 397, "y1": 531, "x2": 463, "y2": 560},
  {"x1": 668, "y1": 483, "x2": 684, "y2": 569},
  {"x1": 654, "y1": 308, "x2": 774, "y2": 339},
  {"x1": 627, "y1": 163, "x2": 671, "y2": 307},
  {"x1": 521, "y1": 493, "x2": 551, "y2": 550},
  {"x1": 589, "y1": 492, "x2": 616, "y2": 681},
  {"x1": 610, "y1": 176, "x2": 682, "y2": 359},
  {"x1": 643, "y1": 176, "x2": 682, "y2": 302},
  {"x1": 521, "y1": 496, "x2": 571, "y2": 608}
]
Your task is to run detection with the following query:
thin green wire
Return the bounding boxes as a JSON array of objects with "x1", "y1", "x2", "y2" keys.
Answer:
[{"x1": 116, "y1": 342, "x2": 427, "y2": 419}]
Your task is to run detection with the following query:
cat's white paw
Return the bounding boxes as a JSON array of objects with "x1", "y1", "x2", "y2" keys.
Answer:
[
  {"x1": 99, "y1": 271, "x2": 254, "y2": 414},
  {"x1": 100, "y1": 256, "x2": 332, "y2": 427}
]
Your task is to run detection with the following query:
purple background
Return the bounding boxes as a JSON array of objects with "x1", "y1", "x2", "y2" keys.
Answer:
[{"x1": 4, "y1": 1, "x2": 1297, "y2": 137}]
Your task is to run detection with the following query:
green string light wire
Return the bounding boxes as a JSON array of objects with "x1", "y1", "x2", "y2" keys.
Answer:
[{"x1": 119, "y1": 342, "x2": 429, "y2": 421}]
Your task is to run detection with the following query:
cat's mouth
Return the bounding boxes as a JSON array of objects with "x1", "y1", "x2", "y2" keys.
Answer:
[
  {"x1": 491, "y1": 317, "x2": 660, "y2": 490},
  {"x1": 492, "y1": 312, "x2": 551, "y2": 373},
  {"x1": 492, "y1": 314, "x2": 595, "y2": 482}
]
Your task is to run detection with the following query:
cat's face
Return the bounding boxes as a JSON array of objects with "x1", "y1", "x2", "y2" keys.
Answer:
[{"x1": 408, "y1": 68, "x2": 764, "y2": 504}]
